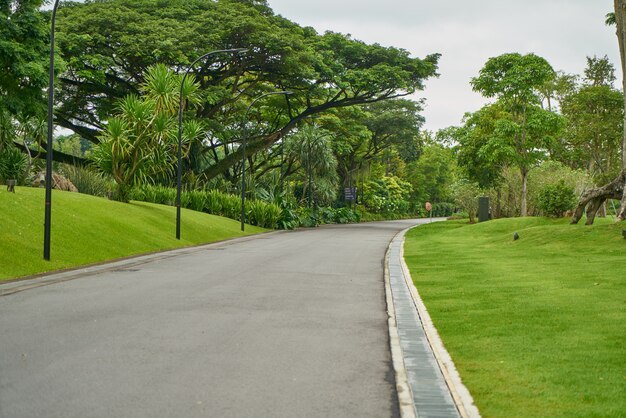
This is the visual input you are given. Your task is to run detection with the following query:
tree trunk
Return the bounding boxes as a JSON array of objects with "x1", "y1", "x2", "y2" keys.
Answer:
[
  {"x1": 616, "y1": 0, "x2": 626, "y2": 219},
  {"x1": 571, "y1": 168, "x2": 625, "y2": 224},
  {"x1": 520, "y1": 168, "x2": 528, "y2": 217},
  {"x1": 495, "y1": 186, "x2": 502, "y2": 218}
]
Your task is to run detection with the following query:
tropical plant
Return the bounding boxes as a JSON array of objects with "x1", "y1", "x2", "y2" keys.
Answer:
[
  {"x1": 0, "y1": 146, "x2": 27, "y2": 183},
  {"x1": 62, "y1": 165, "x2": 112, "y2": 197},
  {"x1": 91, "y1": 65, "x2": 202, "y2": 202},
  {"x1": 285, "y1": 125, "x2": 339, "y2": 207}
]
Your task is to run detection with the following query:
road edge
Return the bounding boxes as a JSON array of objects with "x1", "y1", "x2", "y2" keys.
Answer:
[
  {"x1": 0, "y1": 230, "x2": 284, "y2": 297},
  {"x1": 398, "y1": 228, "x2": 482, "y2": 418},
  {"x1": 384, "y1": 231, "x2": 418, "y2": 418}
]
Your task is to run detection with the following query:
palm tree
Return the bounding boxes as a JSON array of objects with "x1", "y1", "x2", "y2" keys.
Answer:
[
  {"x1": 92, "y1": 65, "x2": 203, "y2": 201},
  {"x1": 285, "y1": 125, "x2": 339, "y2": 207}
]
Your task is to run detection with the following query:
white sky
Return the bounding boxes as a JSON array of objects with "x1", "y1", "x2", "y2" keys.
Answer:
[{"x1": 266, "y1": 0, "x2": 620, "y2": 133}]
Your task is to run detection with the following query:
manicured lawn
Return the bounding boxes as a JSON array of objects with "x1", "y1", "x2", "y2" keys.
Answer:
[
  {"x1": 0, "y1": 187, "x2": 265, "y2": 280},
  {"x1": 404, "y1": 217, "x2": 626, "y2": 418}
]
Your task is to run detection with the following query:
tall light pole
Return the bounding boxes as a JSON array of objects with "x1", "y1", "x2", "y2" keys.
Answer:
[
  {"x1": 240, "y1": 91, "x2": 292, "y2": 231},
  {"x1": 43, "y1": 0, "x2": 61, "y2": 261},
  {"x1": 176, "y1": 48, "x2": 246, "y2": 240}
]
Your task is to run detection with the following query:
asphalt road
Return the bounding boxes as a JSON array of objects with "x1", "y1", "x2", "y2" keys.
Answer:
[{"x1": 0, "y1": 219, "x2": 423, "y2": 418}]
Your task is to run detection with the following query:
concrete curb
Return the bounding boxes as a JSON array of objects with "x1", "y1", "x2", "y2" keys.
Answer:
[
  {"x1": 396, "y1": 228, "x2": 481, "y2": 418},
  {"x1": 384, "y1": 233, "x2": 418, "y2": 418}
]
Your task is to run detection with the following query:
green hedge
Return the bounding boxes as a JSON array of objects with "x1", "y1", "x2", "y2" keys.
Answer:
[{"x1": 132, "y1": 185, "x2": 281, "y2": 229}]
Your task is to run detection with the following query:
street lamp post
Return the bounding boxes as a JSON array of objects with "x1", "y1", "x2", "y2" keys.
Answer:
[
  {"x1": 43, "y1": 0, "x2": 61, "y2": 261},
  {"x1": 176, "y1": 48, "x2": 246, "y2": 240},
  {"x1": 240, "y1": 91, "x2": 292, "y2": 231}
]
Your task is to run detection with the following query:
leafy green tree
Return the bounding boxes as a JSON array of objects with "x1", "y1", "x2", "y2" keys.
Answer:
[
  {"x1": 559, "y1": 57, "x2": 623, "y2": 185},
  {"x1": 55, "y1": 0, "x2": 439, "y2": 182},
  {"x1": 450, "y1": 179, "x2": 481, "y2": 223},
  {"x1": 0, "y1": 0, "x2": 50, "y2": 119},
  {"x1": 312, "y1": 99, "x2": 423, "y2": 189},
  {"x1": 471, "y1": 53, "x2": 564, "y2": 216},
  {"x1": 406, "y1": 135, "x2": 456, "y2": 208}
]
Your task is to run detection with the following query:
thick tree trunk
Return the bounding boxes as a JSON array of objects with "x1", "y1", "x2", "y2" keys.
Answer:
[
  {"x1": 571, "y1": 168, "x2": 625, "y2": 224},
  {"x1": 616, "y1": 0, "x2": 626, "y2": 220}
]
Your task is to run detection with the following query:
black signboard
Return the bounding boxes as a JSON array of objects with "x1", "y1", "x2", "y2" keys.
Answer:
[{"x1": 344, "y1": 187, "x2": 357, "y2": 201}]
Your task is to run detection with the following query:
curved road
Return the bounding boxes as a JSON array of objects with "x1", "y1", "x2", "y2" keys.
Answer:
[{"x1": 0, "y1": 219, "x2": 426, "y2": 418}]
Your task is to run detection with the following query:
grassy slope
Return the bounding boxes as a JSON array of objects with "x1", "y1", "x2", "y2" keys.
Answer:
[
  {"x1": 0, "y1": 187, "x2": 265, "y2": 280},
  {"x1": 404, "y1": 217, "x2": 626, "y2": 418}
]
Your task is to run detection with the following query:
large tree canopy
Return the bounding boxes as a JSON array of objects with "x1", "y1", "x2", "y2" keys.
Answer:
[
  {"x1": 55, "y1": 0, "x2": 439, "y2": 180},
  {"x1": 471, "y1": 52, "x2": 562, "y2": 216},
  {"x1": 0, "y1": 0, "x2": 50, "y2": 119}
]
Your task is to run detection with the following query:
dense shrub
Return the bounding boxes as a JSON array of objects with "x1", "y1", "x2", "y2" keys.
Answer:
[
  {"x1": 451, "y1": 179, "x2": 481, "y2": 222},
  {"x1": 362, "y1": 175, "x2": 412, "y2": 215},
  {"x1": 132, "y1": 184, "x2": 287, "y2": 229},
  {"x1": 246, "y1": 200, "x2": 281, "y2": 229},
  {"x1": 431, "y1": 202, "x2": 455, "y2": 217},
  {"x1": 0, "y1": 147, "x2": 28, "y2": 183},
  {"x1": 131, "y1": 185, "x2": 361, "y2": 229},
  {"x1": 537, "y1": 180, "x2": 577, "y2": 217},
  {"x1": 63, "y1": 165, "x2": 112, "y2": 197}
]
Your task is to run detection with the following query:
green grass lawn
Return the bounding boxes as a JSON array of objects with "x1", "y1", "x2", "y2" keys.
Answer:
[
  {"x1": 0, "y1": 187, "x2": 265, "y2": 280},
  {"x1": 404, "y1": 217, "x2": 626, "y2": 418}
]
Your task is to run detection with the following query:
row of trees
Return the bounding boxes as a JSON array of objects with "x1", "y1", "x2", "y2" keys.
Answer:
[
  {"x1": 441, "y1": 52, "x2": 624, "y2": 222},
  {"x1": 1, "y1": 0, "x2": 442, "y2": 220},
  {"x1": 3, "y1": 0, "x2": 625, "y2": 226}
]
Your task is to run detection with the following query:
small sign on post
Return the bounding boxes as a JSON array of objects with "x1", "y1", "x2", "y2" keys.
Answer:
[
  {"x1": 344, "y1": 187, "x2": 357, "y2": 202},
  {"x1": 425, "y1": 201, "x2": 432, "y2": 222}
]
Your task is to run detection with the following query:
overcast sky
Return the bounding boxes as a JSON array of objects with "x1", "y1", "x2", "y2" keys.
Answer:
[{"x1": 266, "y1": 0, "x2": 619, "y2": 133}]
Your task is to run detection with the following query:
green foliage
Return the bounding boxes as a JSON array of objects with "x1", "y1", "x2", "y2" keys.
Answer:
[
  {"x1": 451, "y1": 179, "x2": 481, "y2": 222},
  {"x1": 132, "y1": 184, "x2": 176, "y2": 205},
  {"x1": 61, "y1": 164, "x2": 112, "y2": 197},
  {"x1": 471, "y1": 53, "x2": 555, "y2": 108},
  {"x1": 186, "y1": 190, "x2": 206, "y2": 212},
  {"x1": 537, "y1": 180, "x2": 577, "y2": 217},
  {"x1": 91, "y1": 65, "x2": 202, "y2": 202},
  {"x1": 362, "y1": 175, "x2": 412, "y2": 215},
  {"x1": 406, "y1": 137, "x2": 456, "y2": 207},
  {"x1": 527, "y1": 161, "x2": 591, "y2": 214},
  {"x1": 55, "y1": 0, "x2": 439, "y2": 180},
  {"x1": 430, "y1": 202, "x2": 455, "y2": 217},
  {"x1": 246, "y1": 200, "x2": 281, "y2": 229},
  {"x1": 285, "y1": 125, "x2": 339, "y2": 206},
  {"x1": 0, "y1": 146, "x2": 27, "y2": 182},
  {"x1": 317, "y1": 206, "x2": 360, "y2": 224},
  {"x1": 131, "y1": 184, "x2": 286, "y2": 229},
  {"x1": 205, "y1": 189, "x2": 225, "y2": 215},
  {"x1": 557, "y1": 57, "x2": 623, "y2": 184},
  {"x1": 469, "y1": 53, "x2": 565, "y2": 216},
  {"x1": 0, "y1": 0, "x2": 52, "y2": 119}
]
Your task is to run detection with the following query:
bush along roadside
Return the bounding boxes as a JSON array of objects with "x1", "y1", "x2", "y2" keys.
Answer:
[{"x1": 131, "y1": 185, "x2": 360, "y2": 230}]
